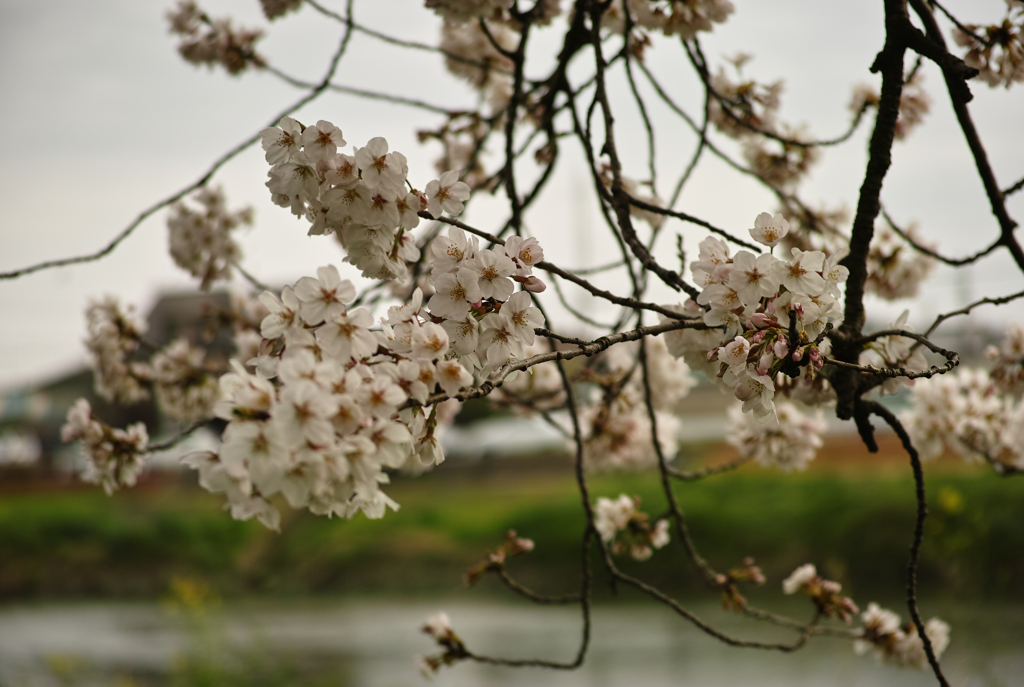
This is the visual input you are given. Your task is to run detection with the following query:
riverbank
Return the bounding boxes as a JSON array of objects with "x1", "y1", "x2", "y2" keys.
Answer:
[{"x1": 1, "y1": 434, "x2": 1020, "y2": 602}]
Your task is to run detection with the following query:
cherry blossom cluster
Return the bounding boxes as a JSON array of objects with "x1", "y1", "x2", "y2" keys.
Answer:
[
  {"x1": 85, "y1": 297, "x2": 151, "y2": 405},
  {"x1": 151, "y1": 339, "x2": 221, "y2": 423},
  {"x1": 82, "y1": 295, "x2": 228, "y2": 424},
  {"x1": 781, "y1": 563, "x2": 858, "y2": 623},
  {"x1": 849, "y1": 72, "x2": 931, "y2": 140},
  {"x1": 902, "y1": 367, "x2": 1024, "y2": 472},
  {"x1": 260, "y1": 117, "x2": 471, "y2": 283},
  {"x1": 426, "y1": 0, "x2": 562, "y2": 25},
  {"x1": 166, "y1": 1, "x2": 265, "y2": 75},
  {"x1": 858, "y1": 310, "x2": 928, "y2": 396},
  {"x1": 439, "y1": 19, "x2": 516, "y2": 113},
  {"x1": 863, "y1": 221, "x2": 936, "y2": 301},
  {"x1": 665, "y1": 212, "x2": 849, "y2": 422},
  {"x1": 985, "y1": 321, "x2": 1024, "y2": 393},
  {"x1": 594, "y1": 494, "x2": 670, "y2": 561},
  {"x1": 601, "y1": 0, "x2": 734, "y2": 40},
  {"x1": 418, "y1": 612, "x2": 466, "y2": 679},
  {"x1": 60, "y1": 399, "x2": 149, "y2": 495},
  {"x1": 259, "y1": 0, "x2": 302, "y2": 21},
  {"x1": 854, "y1": 602, "x2": 951, "y2": 671},
  {"x1": 167, "y1": 187, "x2": 252, "y2": 290},
  {"x1": 715, "y1": 557, "x2": 766, "y2": 611},
  {"x1": 707, "y1": 53, "x2": 783, "y2": 139},
  {"x1": 178, "y1": 233, "x2": 548, "y2": 527},
  {"x1": 464, "y1": 529, "x2": 536, "y2": 586},
  {"x1": 953, "y1": 1, "x2": 1024, "y2": 89},
  {"x1": 726, "y1": 400, "x2": 826, "y2": 472},
  {"x1": 418, "y1": 113, "x2": 492, "y2": 191},
  {"x1": 579, "y1": 337, "x2": 692, "y2": 470},
  {"x1": 424, "y1": 227, "x2": 546, "y2": 368}
]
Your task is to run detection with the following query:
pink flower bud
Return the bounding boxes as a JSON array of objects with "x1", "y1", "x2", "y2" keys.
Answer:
[
  {"x1": 748, "y1": 313, "x2": 775, "y2": 329},
  {"x1": 774, "y1": 340, "x2": 789, "y2": 358},
  {"x1": 792, "y1": 348, "x2": 803, "y2": 362},
  {"x1": 757, "y1": 352, "x2": 774, "y2": 375},
  {"x1": 751, "y1": 330, "x2": 765, "y2": 344},
  {"x1": 523, "y1": 276, "x2": 547, "y2": 293}
]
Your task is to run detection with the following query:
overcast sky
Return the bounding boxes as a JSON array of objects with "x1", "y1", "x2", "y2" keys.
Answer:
[{"x1": 1, "y1": 0, "x2": 1022, "y2": 390}]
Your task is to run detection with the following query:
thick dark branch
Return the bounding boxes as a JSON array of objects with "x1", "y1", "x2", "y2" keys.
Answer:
[
  {"x1": 909, "y1": 0, "x2": 1024, "y2": 271},
  {"x1": 839, "y1": 0, "x2": 909, "y2": 334},
  {"x1": 834, "y1": 0, "x2": 910, "y2": 421}
]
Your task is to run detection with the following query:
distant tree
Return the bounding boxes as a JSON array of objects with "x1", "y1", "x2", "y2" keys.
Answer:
[{"x1": 8, "y1": 1, "x2": 1024, "y2": 684}]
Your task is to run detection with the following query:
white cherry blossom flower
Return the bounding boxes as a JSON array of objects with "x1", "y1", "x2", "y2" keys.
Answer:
[
  {"x1": 354, "y1": 137, "x2": 405, "y2": 191},
  {"x1": 442, "y1": 317, "x2": 480, "y2": 356},
  {"x1": 720, "y1": 335, "x2": 751, "y2": 369},
  {"x1": 425, "y1": 170, "x2": 471, "y2": 217},
  {"x1": 259, "y1": 287, "x2": 301, "y2": 339},
  {"x1": 294, "y1": 264, "x2": 356, "y2": 325},
  {"x1": 478, "y1": 313, "x2": 524, "y2": 366},
  {"x1": 411, "y1": 322, "x2": 450, "y2": 360},
  {"x1": 436, "y1": 359, "x2": 473, "y2": 397},
  {"x1": 324, "y1": 153, "x2": 359, "y2": 187},
  {"x1": 316, "y1": 307, "x2": 378, "y2": 361},
  {"x1": 270, "y1": 380, "x2": 338, "y2": 449},
  {"x1": 782, "y1": 563, "x2": 817, "y2": 594},
  {"x1": 501, "y1": 291, "x2": 544, "y2": 345},
  {"x1": 471, "y1": 249, "x2": 516, "y2": 301},
  {"x1": 749, "y1": 211, "x2": 790, "y2": 248},
  {"x1": 259, "y1": 116, "x2": 301, "y2": 165},
  {"x1": 503, "y1": 235, "x2": 544, "y2": 274},
  {"x1": 430, "y1": 227, "x2": 476, "y2": 275},
  {"x1": 821, "y1": 252, "x2": 850, "y2": 299},
  {"x1": 773, "y1": 247, "x2": 826, "y2": 296},
  {"x1": 729, "y1": 250, "x2": 781, "y2": 305},
  {"x1": 299, "y1": 119, "x2": 345, "y2": 162},
  {"x1": 428, "y1": 268, "x2": 482, "y2": 321}
]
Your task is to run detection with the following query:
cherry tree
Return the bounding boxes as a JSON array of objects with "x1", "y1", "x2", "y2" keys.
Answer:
[{"x1": 6, "y1": 0, "x2": 1024, "y2": 684}]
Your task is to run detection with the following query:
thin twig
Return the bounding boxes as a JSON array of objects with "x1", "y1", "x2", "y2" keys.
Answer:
[
  {"x1": 925, "y1": 288, "x2": 1024, "y2": 336},
  {"x1": 861, "y1": 400, "x2": 951, "y2": 687},
  {"x1": 0, "y1": 11, "x2": 357, "y2": 281}
]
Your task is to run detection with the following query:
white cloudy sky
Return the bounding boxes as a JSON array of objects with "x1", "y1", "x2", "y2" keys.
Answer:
[{"x1": 1, "y1": 0, "x2": 1022, "y2": 390}]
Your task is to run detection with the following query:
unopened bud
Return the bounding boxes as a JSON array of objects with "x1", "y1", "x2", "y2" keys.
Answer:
[{"x1": 523, "y1": 276, "x2": 547, "y2": 293}]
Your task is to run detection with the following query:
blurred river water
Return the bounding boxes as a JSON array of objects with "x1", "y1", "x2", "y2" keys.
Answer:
[{"x1": 0, "y1": 598, "x2": 1021, "y2": 687}]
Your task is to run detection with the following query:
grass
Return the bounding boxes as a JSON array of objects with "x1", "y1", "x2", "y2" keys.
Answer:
[{"x1": 1, "y1": 440, "x2": 1021, "y2": 602}]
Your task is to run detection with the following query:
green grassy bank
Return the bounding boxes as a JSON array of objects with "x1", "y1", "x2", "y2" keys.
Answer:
[{"x1": 1, "y1": 450, "x2": 1021, "y2": 603}]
